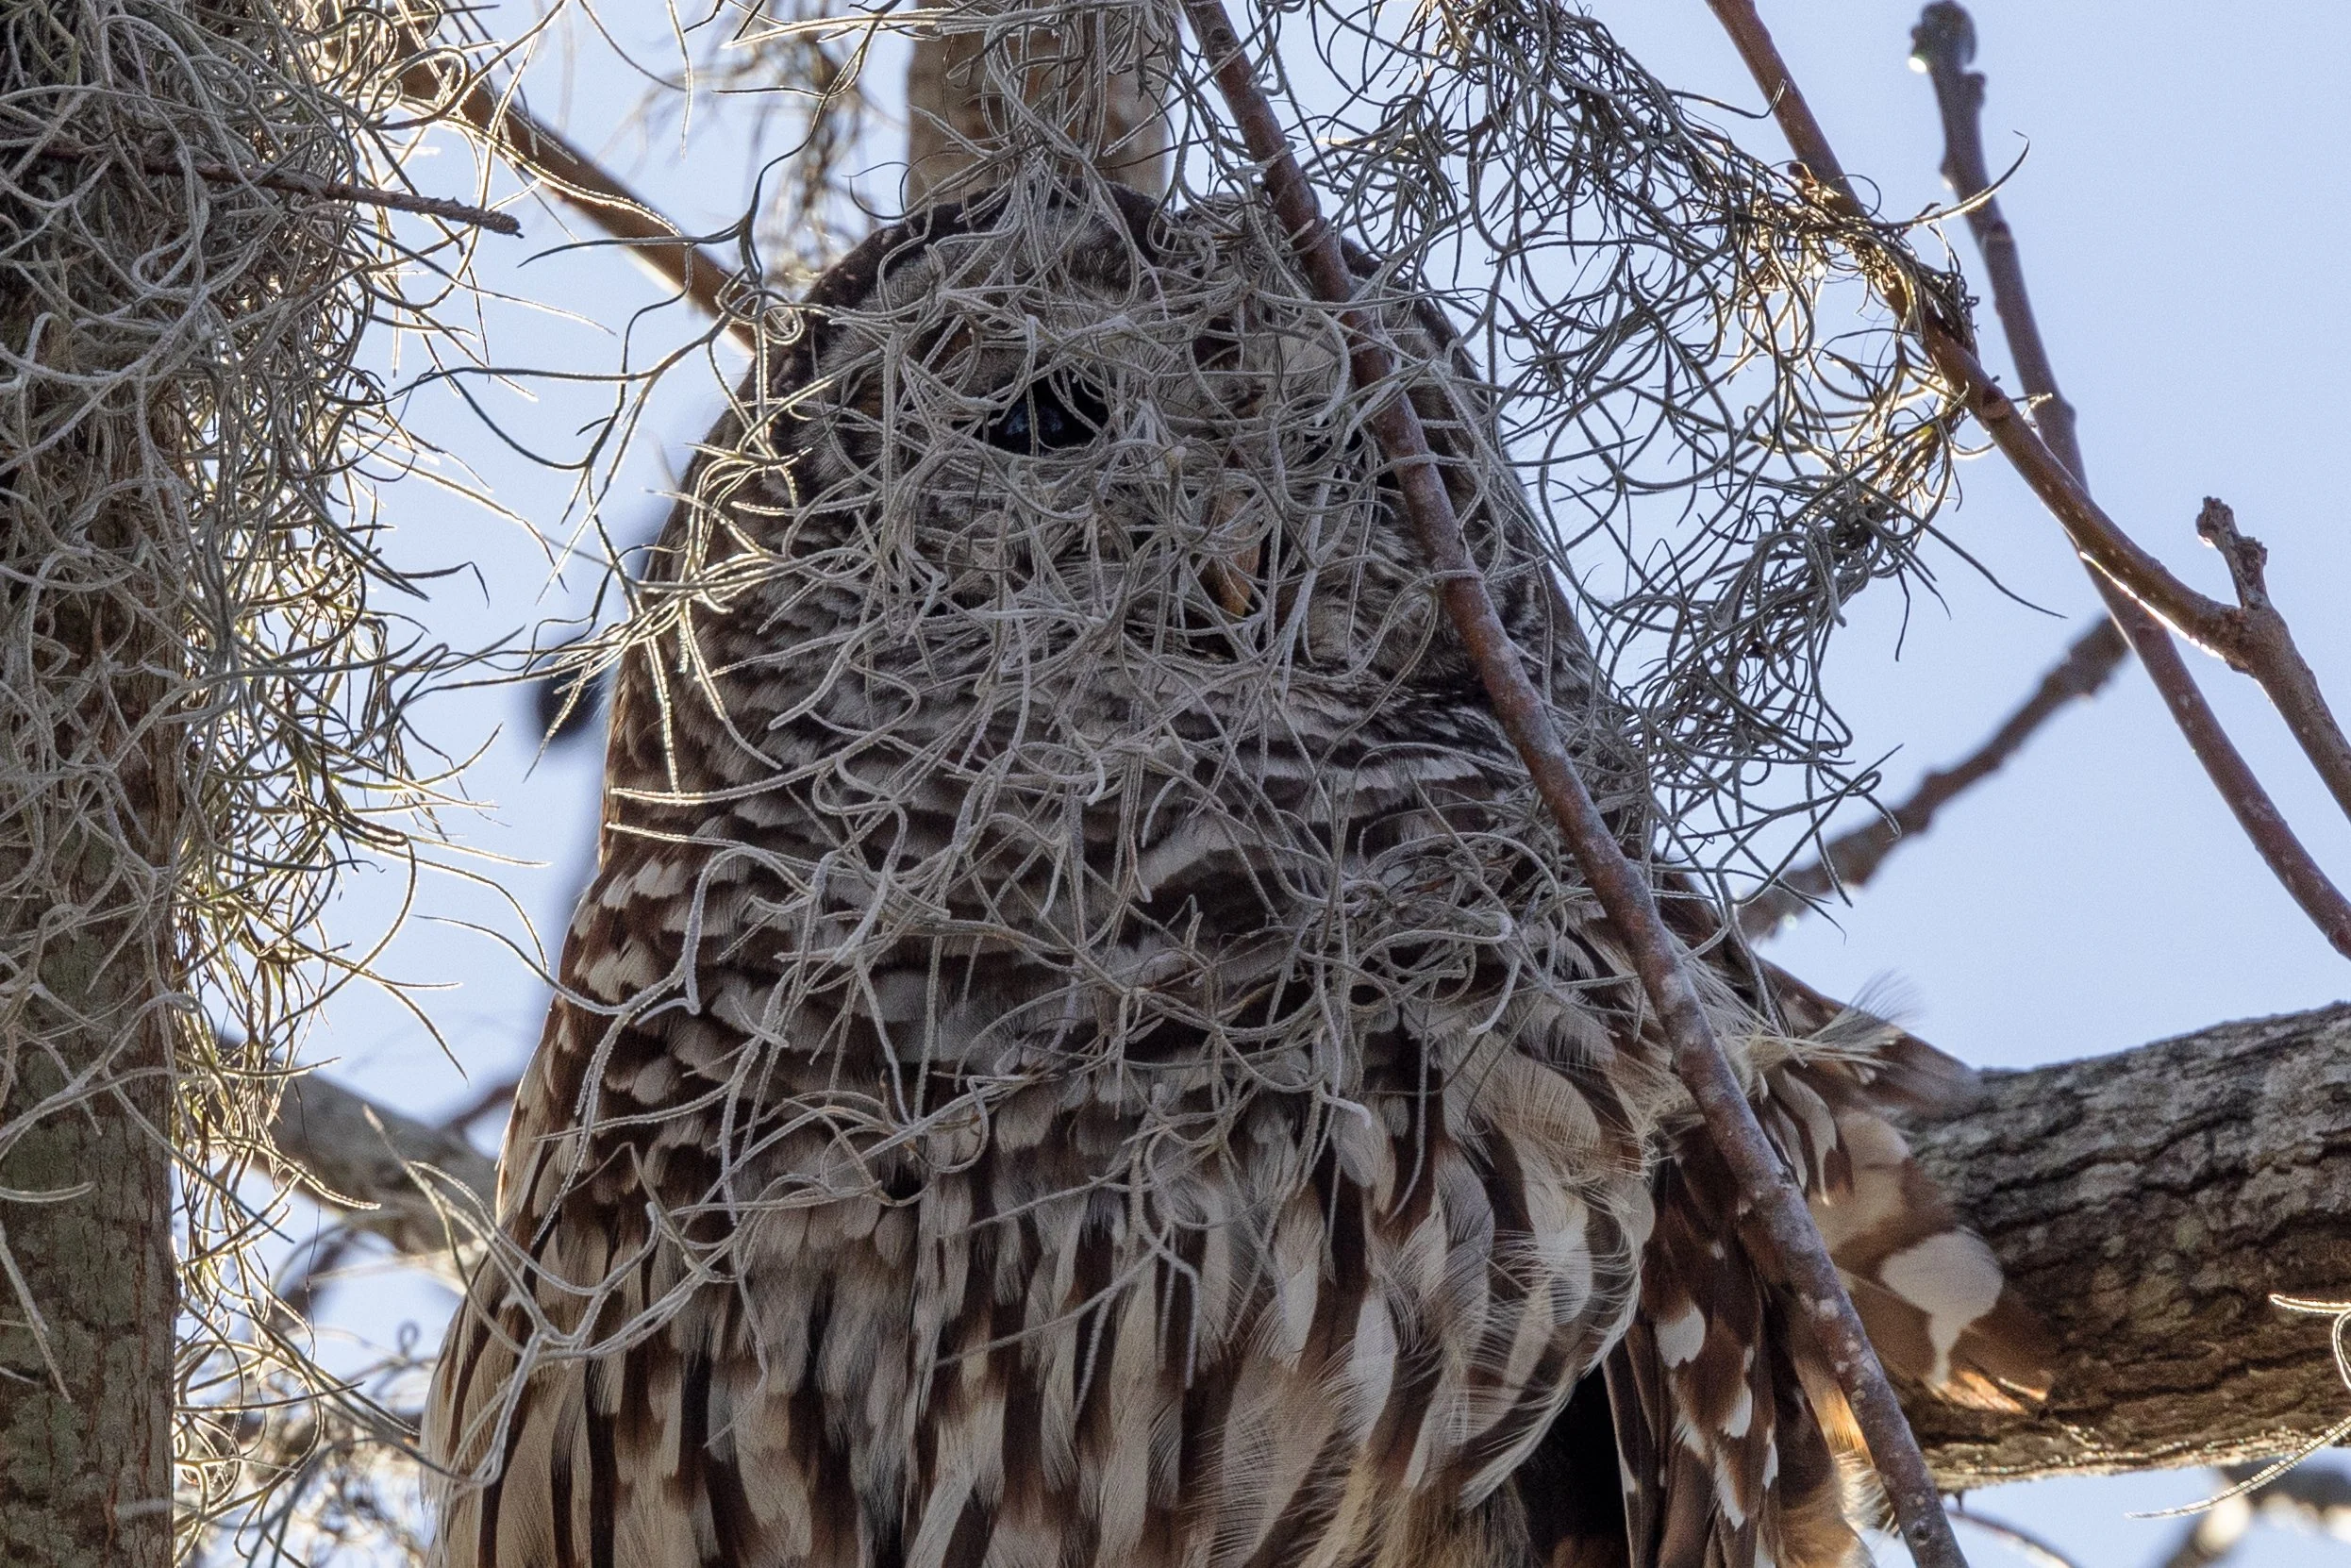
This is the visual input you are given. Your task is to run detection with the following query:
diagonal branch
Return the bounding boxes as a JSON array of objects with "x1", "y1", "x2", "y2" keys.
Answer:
[
  {"x1": 1741, "y1": 617, "x2": 2129, "y2": 937},
  {"x1": 268, "y1": 1073, "x2": 497, "y2": 1264},
  {"x1": 268, "y1": 1069, "x2": 518, "y2": 1324},
  {"x1": 1176, "y1": 7, "x2": 1970, "y2": 1565},
  {"x1": 1905, "y1": 2, "x2": 2351, "y2": 959},
  {"x1": 1702, "y1": 0, "x2": 2351, "y2": 846},
  {"x1": 396, "y1": 32, "x2": 742, "y2": 332}
]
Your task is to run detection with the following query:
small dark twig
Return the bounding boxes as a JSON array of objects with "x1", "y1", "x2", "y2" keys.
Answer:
[
  {"x1": 1909, "y1": 5, "x2": 2077, "y2": 473},
  {"x1": 1176, "y1": 8, "x2": 1971, "y2": 1568},
  {"x1": 1711, "y1": 0, "x2": 2351, "y2": 959},
  {"x1": 1946, "y1": 1502, "x2": 2086, "y2": 1568},
  {"x1": 436, "y1": 1072, "x2": 522, "y2": 1135},
  {"x1": 276, "y1": 1226, "x2": 364, "y2": 1331},
  {"x1": 28, "y1": 142, "x2": 522, "y2": 234},
  {"x1": 2197, "y1": 500, "x2": 2272, "y2": 615},
  {"x1": 1706, "y1": 0, "x2": 2351, "y2": 959},
  {"x1": 1742, "y1": 618, "x2": 2128, "y2": 937},
  {"x1": 1903, "y1": 3, "x2": 2351, "y2": 960}
]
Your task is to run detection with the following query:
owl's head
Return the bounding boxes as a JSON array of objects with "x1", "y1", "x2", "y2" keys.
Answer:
[{"x1": 660, "y1": 174, "x2": 1586, "y2": 742}]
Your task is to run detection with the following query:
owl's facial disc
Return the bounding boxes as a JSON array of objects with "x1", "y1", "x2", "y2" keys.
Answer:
[{"x1": 971, "y1": 352, "x2": 1267, "y2": 629}]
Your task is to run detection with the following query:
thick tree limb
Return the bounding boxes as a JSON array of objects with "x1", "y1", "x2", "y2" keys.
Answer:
[
  {"x1": 905, "y1": 14, "x2": 1170, "y2": 204},
  {"x1": 1904, "y1": 1005, "x2": 2351, "y2": 1489},
  {"x1": 268, "y1": 1075, "x2": 496, "y2": 1266}
]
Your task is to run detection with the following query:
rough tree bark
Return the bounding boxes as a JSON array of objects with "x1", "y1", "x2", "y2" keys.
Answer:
[
  {"x1": 1906, "y1": 1005, "x2": 2351, "y2": 1489},
  {"x1": 0, "y1": 770, "x2": 178, "y2": 1568},
  {"x1": 0, "y1": 83, "x2": 182, "y2": 1568},
  {"x1": 0, "y1": 0, "x2": 375, "y2": 1554}
]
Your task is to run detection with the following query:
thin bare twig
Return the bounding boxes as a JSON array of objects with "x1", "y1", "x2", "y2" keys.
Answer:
[
  {"x1": 435, "y1": 1071, "x2": 523, "y2": 1135},
  {"x1": 1741, "y1": 618, "x2": 2128, "y2": 936},
  {"x1": 275, "y1": 1226, "x2": 363, "y2": 1331},
  {"x1": 1176, "y1": 7, "x2": 1970, "y2": 1567},
  {"x1": 1904, "y1": 2, "x2": 2351, "y2": 959},
  {"x1": 1946, "y1": 1503, "x2": 2085, "y2": 1568},
  {"x1": 1748, "y1": 7, "x2": 2351, "y2": 959},
  {"x1": 396, "y1": 35, "x2": 742, "y2": 330},
  {"x1": 1703, "y1": 0, "x2": 2351, "y2": 843},
  {"x1": 28, "y1": 141, "x2": 522, "y2": 233}
]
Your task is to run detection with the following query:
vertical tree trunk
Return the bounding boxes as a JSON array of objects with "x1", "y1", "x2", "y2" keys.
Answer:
[
  {"x1": 906, "y1": 3, "x2": 1171, "y2": 204},
  {"x1": 0, "y1": 415, "x2": 183, "y2": 1568},
  {"x1": 0, "y1": 306, "x2": 185, "y2": 1568},
  {"x1": 0, "y1": 8, "x2": 190, "y2": 1563},
  {"x1": 0, "y1": 937, "x2": 178, "y2": 1568}
]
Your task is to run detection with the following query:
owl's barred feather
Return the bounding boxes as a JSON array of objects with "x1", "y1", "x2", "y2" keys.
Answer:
[{"x1": 425, "y1": 181, "x2": 2046, "y2": 1568}]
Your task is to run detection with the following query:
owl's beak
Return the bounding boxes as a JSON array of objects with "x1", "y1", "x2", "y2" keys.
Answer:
[
  {"x1": 1201, "y1": 484, "x2": 1262, "y2": 617},
  {"x1": 1204, "y1": 542, "x2": 1261, "y2": 617}
]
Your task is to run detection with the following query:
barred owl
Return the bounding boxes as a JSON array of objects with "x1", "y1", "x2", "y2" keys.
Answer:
[{"x1": 426, "y1": 179, "x2": 2050, "y2": 1568}]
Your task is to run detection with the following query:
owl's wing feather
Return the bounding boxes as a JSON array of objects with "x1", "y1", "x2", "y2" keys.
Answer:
[
  {"x1": 1768, "y1": 1037, "x2": 2057, "y2": 1412},
  {"x1": 1613, "y1": 1156, "x2": 1856, "y2": 1568}
]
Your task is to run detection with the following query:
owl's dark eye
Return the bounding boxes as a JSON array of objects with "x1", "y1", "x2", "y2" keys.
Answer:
[{"x1": 984, "y1": 375, "x2": 1109, "y2": 456}]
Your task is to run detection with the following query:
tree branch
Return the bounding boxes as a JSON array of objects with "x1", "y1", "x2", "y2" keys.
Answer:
[
  {"x1": 395, "y1": 33, "x2": 741, "y2": 330},
  {"x1": 1741, "y1": 617, "x2": 2129, "y2": 938},
  {"x1": 1702, "y1": 0, "x2": 2351, "y2": 842},
  {"x1": 27, "y1": 141, "x2": 521, "y2": 233},
  {"x1": 1904, "y1": 1005, "x2": 2351, "y2": 1489},
  {"x1": 1902, "y1": 2, "x2": 2351, "y2": 959},
  {"x1": 1176, "y1": 7, "x2": 1968, "y2": 1564},
  {"x1": 267, "y1": 1074, "x2": 496, "y2": 1266}
]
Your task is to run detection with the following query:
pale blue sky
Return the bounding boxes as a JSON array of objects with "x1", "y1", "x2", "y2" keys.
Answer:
[{"x1": 300, "y1": 6, "x2": 2351, "y2": 1564}]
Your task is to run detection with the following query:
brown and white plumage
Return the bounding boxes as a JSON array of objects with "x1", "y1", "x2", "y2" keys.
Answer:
[{"x1": 425, "y1": 180, "x2": 2048, "y2": 1568}]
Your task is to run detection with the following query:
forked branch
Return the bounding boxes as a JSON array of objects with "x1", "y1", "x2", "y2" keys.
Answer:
[
  {"x1": 1176, "y1": 6, "x2": 1971, "y2": 1565},
  {"x1": 1751, "y1": 5, "x2": 2351, "y2": 959},
  {"x1": 1906, "y1": 2, "x2": 2351, "y2": 960},
  {"x1": 1703, "y1": 0, "x2": 2351, "y2": 844}
]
